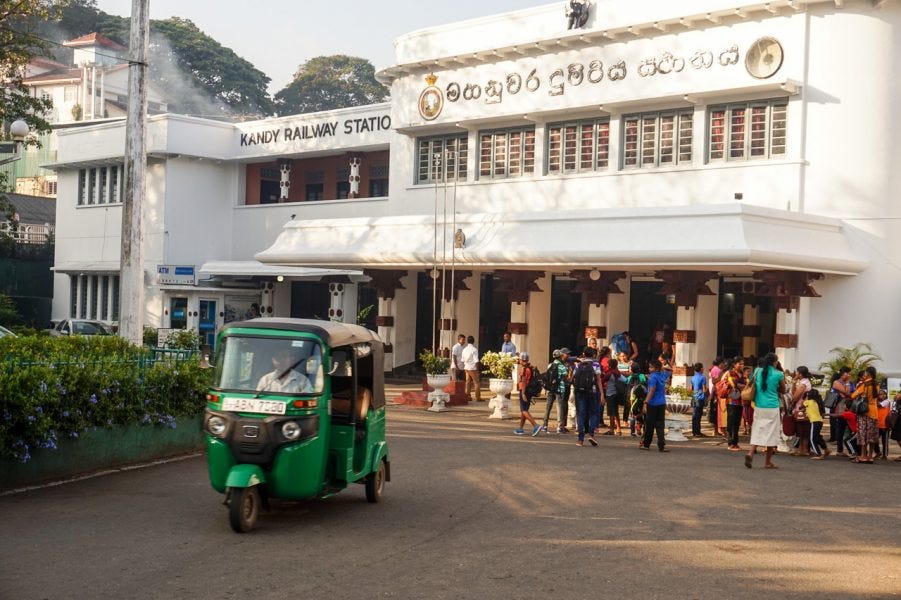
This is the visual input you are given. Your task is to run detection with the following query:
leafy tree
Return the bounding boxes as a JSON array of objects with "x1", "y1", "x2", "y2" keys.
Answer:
[
  {"x1": 0, "y1": 292, "x2": 22, "y2": 326},
  {"x1": 275, "y1": 55, "x2": 388, "y2": 115},
  {"x1": 818, "y1": 343, "x2": 882, "y2": 382},
  {"x1": 150, "y1": 18, "x2": 273, "y2": 117},
  {"x1": 0, "y1": 0, "x2": 60, "y2": 141}
]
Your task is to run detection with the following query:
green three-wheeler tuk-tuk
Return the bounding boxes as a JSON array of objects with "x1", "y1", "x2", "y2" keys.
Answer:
[{"x1": 203, "y1": 318, "x2": 391, "y2": 532}]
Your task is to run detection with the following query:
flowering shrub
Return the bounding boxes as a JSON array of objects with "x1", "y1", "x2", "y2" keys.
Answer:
[
  {"x1": 0, "y1": 335, "x2": 210, "y2": 463},
  {"x1": 418, "y1": 349, "x2": 450, "y2": 375},
  {"x1": 480, "y1": 351, "x2": 516, "y2": 379}
]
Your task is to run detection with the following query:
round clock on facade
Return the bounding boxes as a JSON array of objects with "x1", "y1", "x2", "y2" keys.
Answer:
[{"x1": 745, "y1": 37, "x2": 784, "y2": 79}]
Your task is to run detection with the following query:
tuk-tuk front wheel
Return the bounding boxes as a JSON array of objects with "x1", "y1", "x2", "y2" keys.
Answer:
[
  {"x1": 365, "y1": 460, "x2": 386, "y2": 503},
  {"x1": 228, "y1": 486, "x2": 260, "y2": 533}
]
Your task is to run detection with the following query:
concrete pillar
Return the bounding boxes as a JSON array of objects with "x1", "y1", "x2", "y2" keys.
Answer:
[
  {"x1": 328, "y1": 282, "x2": 345, "y2": 322},
  {"x1": 526, "y1": 273, "x2": 552, "y2": 365},
  {"x1": 775, "y1": 301, "x2": 800, "y2": 370},
  {"x1": 377, "y1": 296, "x2": 396, "y2": 372},
  {"x1": 106, "y1": 275, "x2": 115, "y2": 321},
  {"x1": 673, "y1": 306, "x2": 697, "y2": 387},
  {"x1": 348, "y1": 156, "x2": 362, "y2": 199},
  {"x1": 340, "y1": 282, "x2": 358, "y2": 324},
  {"x1": 75, "y1": 274, "x2": 84, "y2": 318},
  {"x1": 99, "y1": 69, "x2": 105, "y2": 118},
  {"x1": 438, "y1": 299, "x2": 455, "y2": 353},
  {"x1": 742, "y1": 303, "x2": 760, "y2": 360},
  {"x1": 454, "y1": 275, "x2": 480, "y2": 344},
  {"x1": 90, "y1": 65, "x2": 97, "y2": 119},
  {"x1": 695, "y1": 278, "x2": 719, "y2": 369},
  {"x1": 278, "y1": 159, "x2": 291, "y2": 202},
  {"x1": 259, "y1": 281, "x2": 275, "y2": 317},
  {"x1": 586, "y1": 302, "x2": 608, "y2": 347},
  {"x1": 510, "y1": 301, "x2": 528, "y2": 357}
]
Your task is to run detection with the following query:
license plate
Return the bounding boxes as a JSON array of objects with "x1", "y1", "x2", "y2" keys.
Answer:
[{"x1": 221, "y1": 397, "x2": 286, "y2": 415}]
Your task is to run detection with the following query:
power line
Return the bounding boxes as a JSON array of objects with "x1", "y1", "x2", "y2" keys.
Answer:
[{"x1": 0, "y1": 26, "x2": 146, "y2": 66}]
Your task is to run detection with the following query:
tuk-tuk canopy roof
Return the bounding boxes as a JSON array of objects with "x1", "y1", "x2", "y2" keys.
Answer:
[{"x1": 224, "y1": 318, "x2": 382, "y2": 349}]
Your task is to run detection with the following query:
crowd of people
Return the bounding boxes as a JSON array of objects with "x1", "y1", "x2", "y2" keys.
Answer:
[{"x1": 499, "y1": 335, "x2": 901, "y2": 468}]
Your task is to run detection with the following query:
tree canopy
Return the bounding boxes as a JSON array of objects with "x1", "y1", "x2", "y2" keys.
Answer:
[
  {"x1": 0, "y1": 0, "x2": 58, "y2": 139},
  {"x1": 275, "y1": 55, "x2": 389, "y2": 116}
]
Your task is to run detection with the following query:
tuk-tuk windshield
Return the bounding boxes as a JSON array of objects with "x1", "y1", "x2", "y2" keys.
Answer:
[{"x1": 214, "y1": 336, "x2": 324, "y2": 395}]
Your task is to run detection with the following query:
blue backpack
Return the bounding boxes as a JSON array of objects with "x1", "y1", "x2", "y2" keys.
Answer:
[{"x1": 611, "y1": 332, "x2": 629, "y2": 355}]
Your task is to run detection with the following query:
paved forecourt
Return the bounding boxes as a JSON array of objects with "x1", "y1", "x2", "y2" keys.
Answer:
[{"x1": 1, "y1": 389, "x2": 899, "y2": 600}]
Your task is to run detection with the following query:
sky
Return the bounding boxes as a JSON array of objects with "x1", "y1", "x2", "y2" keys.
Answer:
[{"x1": 94, "y1": 0, "x2": 551, "y2": 92}]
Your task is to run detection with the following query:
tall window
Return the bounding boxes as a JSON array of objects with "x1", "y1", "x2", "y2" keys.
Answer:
[
  {"x1": 70, "y1": 274, "x2": 119, "y2": 320},
  {"x1": 622, "y1": 109, "x2": 693, "y2": 168},
  {"x1": 417, "y1": 134, "x2": 468, "y2": 184},
  {"x1": 547, "y1": 119, "x2": 610, "y2": 174},
  {"x1": 478, "y1": 126, "x2": 535, "y2": 179},
  {"x1": 708, "y1": 99, "x2": 787, "y2": 161},
  {"x1": 77, "y1": 165, "x2": 123, "y2": 206}
]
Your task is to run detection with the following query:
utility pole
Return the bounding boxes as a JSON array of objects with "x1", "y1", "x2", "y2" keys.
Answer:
[{"x1": 119, "y1": 0, "x2": 149, "y2": 345}]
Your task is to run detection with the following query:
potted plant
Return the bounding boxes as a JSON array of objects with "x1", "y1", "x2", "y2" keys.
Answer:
[
  {"x1": 480, "y1": 351, "x2": 516, "y2": 419},
  {"x1": 419, "y1": 348, "x2": 451, "y2": 389}
]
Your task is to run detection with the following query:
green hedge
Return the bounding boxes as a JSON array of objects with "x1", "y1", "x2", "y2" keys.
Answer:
[{"x1": 0, "y1": 335, "x2": 211, "y2": 463}]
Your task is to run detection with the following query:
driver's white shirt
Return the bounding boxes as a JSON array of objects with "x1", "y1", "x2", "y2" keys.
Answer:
[{"x1": 256, "y1": 369, "x2": 313, "y2": 393}]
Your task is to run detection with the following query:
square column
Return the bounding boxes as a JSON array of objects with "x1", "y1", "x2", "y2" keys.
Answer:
[
  {"x1": 742, "y1": 303, "x2": 760, "y2": 360},
  {"x1": 775, "y1": 299, "x2": 800, "y2": 370},
  {"x1": 585, "y1": 302, "x2": 607, "y2": 347},
  {"x1": 673, "y1": 307, "x2": 697, "y2": 387},
  {"x1": 377, "y1": 297, "x2": 396, "y2": 372}
]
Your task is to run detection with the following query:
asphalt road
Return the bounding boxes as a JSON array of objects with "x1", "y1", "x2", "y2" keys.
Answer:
[{"x1": 2, "y1": 401, "x2": 900, "y2": 600}]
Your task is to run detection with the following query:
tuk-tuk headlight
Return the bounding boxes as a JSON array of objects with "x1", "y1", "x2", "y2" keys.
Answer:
[
  {"x1": 208, "y1": 415, "x2": 228, "y2": 437},
  {"x1": 281, "y1": 421, "x2": 302, "y2": 440}
]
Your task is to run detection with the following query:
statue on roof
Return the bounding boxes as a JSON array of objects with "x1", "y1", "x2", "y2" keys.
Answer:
[{"x1": 565, "y1": 0, "x2": 591, "y2": 30}]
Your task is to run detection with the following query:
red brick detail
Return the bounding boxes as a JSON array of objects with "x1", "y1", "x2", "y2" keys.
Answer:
[
  {"x1": 376, "y1": 315, "x2": 394, "y2": 327},
  {"x1": 773, "y1": 334, "x2": 798, "y2": 349},
  {"x1": 438, "y1": 318, "x2": 457, "y2": 331},
  {"x1": 508, "y1": 322, "x2": 529, "y2": 335},
  {"x1": 673, "y1": 330, "x2": 696, "y2": 344},
  {"x1": 584, "y1": 326, "x2": 607, "y2": 340},
  {"x1": 672, "y1": 365, "x2": 692, "y2": 377},
  {"x1": 775, "y1": 296, "x2": 801, "y2": 312},
  {"x1": 742, "y1": 325, "x2": 761, "y2": 338},
  {"x1": 383, "y1": 343, "x2": 393, "y2": 354}
]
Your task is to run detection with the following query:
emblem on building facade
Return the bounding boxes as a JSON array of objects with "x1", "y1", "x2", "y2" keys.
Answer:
[
  {"x1": 418, "y1": 73, "x2": 444, "y2": 121},
  {"x1": 565, "y1": 0, "x2": 591, "y2": 30},
  {"x1": 745, "y1": 37, "x2": 784, "y2": 79}
]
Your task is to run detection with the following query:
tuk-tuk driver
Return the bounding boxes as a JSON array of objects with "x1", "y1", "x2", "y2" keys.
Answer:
[{"x1": 256, "y1": 347, "x2": 314, "y2": 393}]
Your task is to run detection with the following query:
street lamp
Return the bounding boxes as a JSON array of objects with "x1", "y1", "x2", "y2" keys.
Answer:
[{"x1": 0, "y1": 119, "x2": 31, "y2": 166}]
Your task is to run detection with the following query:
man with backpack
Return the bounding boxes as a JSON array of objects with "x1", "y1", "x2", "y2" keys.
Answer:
[
  {"x1": 513, "y1": 353, "x2": 542, "y2": 437},
  {"x1": 573, "y1": 347, "x2": 601, "y2": 447},
  {"x1": 542, "y1": 348, "x2": 570, "y2": 433}
]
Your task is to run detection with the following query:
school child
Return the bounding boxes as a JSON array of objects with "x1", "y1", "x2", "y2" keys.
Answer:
[
  {"x1": 839, "y1": 407, "x2": 860, "y2": 457},
  {"x1": 689, "y1": 362, "x2": 708, "y2": 437},
  {"x1": 876, "y1": 389, "x2": 890, "y2": 460},
  {"x1": 805, "y1": 389, "x2": 830, "y2": 459},
  {"x1": 627, "y1": 362, "x2": 647, "y2": 437},
  {"x1": 741, "y1": 365, "x2": 754, "y2": 435}
]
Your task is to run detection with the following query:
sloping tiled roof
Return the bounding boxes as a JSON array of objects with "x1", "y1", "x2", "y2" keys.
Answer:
[
  {"x1": 63, "y1": 32, "x2": 127, "y2": 52},
  {"x1": 23, "y1": 63, "x2": 129, "y2": 85},
  {"x1": 0, "y1": 193, "x2": 56, "y2": 226}
]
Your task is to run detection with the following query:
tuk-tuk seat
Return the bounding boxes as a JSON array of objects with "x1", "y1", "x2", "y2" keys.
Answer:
[{"x1": 331, "y1": 386, "x2": 371, "y2": 425}]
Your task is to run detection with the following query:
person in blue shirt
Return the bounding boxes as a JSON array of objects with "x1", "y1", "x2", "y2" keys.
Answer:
[
  {"x1": 500, "y1": 332, "x2": 516, "y2": 355},
  {"x1": 690, "y1": 362, "x2": 708, "y2": 437},
  {"x1": 640, "y1": 361, "x2": 671, "y2": 452}
]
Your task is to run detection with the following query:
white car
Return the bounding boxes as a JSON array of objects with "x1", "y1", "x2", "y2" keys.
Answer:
[{"x1": 49, "y1": 319, "x2": 112, "y2": 337}]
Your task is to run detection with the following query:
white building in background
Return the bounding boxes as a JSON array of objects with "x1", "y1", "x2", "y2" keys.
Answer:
[
  {"x1": 12, "y1": 33, "x2": 169, "y2": 197},
  {"x1": 50, "y1": 0, "x2": 900, "y2": 378}
]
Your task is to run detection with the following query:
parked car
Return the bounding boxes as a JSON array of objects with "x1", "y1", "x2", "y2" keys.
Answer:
[
  {"x1": 0, "y1": 325, "x2": 16, "y2": 338},
  {"x1": 49, "y1": 319, "x2": 113, "y2": 337}
]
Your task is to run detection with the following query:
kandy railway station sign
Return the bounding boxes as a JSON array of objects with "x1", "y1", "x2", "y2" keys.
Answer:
[{"x1": 239, "y1": 115, "x2": 392, "y2": 147}]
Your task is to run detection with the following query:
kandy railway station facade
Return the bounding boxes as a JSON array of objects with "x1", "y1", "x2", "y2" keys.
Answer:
[{"x1": 50, "y1": 0, "x2": 899, "y2": 380}]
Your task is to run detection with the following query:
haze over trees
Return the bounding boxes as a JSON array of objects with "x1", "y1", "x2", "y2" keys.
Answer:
[{"x1": 5, "y1": 1, "x2": 389, "y2": 121}]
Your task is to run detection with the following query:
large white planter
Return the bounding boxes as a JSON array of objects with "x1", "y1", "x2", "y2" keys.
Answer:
[
  {"x1": 665, "y1": 396, "x2": 692, "y2": 442},
  {"x1": 488, "y1": 378, "x2": 514, "y2": 419},
  {"x1": 426, "y1": 374, "x2": 451, "y2": 412}
]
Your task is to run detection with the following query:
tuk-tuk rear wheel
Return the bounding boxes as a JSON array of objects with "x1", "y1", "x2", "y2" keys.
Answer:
[
  {"x1": 365, "y1": 460, "x2": 386, "y2": 503},
  {"x1": 228, "y1": 486, "x2": 260, "y2": 533}
]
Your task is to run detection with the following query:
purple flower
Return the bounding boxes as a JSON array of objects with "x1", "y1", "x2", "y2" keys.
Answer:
[
  {"x1": 39, "y1": 381, "x2": 48, "y2": 393},
  {"x1": 35, "y1": 406, "x2": 43, "y2": 414},
  {"x1": 27, "y1": 415, "x2": 35, "y2": 423},
  {"x1": 62, "y1": 411, "x2": 70, "y2": 418},
  {"x1": 89, "y1": 394, "x2": 98, "y2": 405},
  {"x1": 69, "y1": 431, "x2": 79, "y2": 439}
]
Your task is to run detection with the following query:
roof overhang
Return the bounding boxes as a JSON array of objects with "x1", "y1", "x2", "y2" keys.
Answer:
[
  {"x1": 53, "y1": 261, "x2": 120, "y2": 273},
  {"x1": 255, "y1": 203, "x2": 869, "y2": 277},
  {"x1": 198, "y1": 261, "x2": 363, "y2": 280}
]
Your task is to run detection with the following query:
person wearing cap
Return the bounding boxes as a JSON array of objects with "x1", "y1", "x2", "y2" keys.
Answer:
[
  {"x1": 542, "y1": 348, "x2": 571, "y2": 433},
  {"x1": 513, "y1": 353, "x2": 541, "y2": 436}
]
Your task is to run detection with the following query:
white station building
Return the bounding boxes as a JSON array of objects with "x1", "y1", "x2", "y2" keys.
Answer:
[{"x1": 50, "y1": 0, "x2": 900, "y2": 378}]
